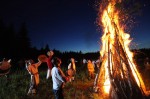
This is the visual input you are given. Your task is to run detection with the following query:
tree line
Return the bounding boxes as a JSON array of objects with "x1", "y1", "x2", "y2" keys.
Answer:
[
  {"x1": 0, "y1": 17, "x2": 149, "y2": 70},
  {"x1": 0, "y1": 17, "x2": 101, "y2": 69}
]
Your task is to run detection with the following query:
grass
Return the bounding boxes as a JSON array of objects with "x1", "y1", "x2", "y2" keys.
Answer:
[
  {"x1": 0, "y1": 66, "x2": 97, "y2": 99},
  {"x1": 0, "y1": 62, "x2": 150, "y2": 99}
]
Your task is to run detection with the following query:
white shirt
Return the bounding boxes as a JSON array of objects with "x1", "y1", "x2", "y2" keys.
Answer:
[{"x1": 51, "y1": 66, "x2": 64, "y2": 90}]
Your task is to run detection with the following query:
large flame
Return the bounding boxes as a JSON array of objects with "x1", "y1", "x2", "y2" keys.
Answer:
[{"x1": 98, "y1": 0, "x2": 150, "y2": 96}]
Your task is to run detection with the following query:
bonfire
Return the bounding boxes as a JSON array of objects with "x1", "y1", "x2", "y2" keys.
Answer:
[{"x1": 94, "y1": 0, "x2": 150, "y2": 99}]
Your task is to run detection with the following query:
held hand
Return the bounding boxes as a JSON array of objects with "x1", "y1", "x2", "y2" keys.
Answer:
[{"x1": 62, "y1": 82, "x2": 65, "y2": 88}]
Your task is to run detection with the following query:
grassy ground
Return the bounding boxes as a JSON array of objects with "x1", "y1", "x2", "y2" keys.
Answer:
[
  {"x1": 0, "y1": 66, "x2": 98, "y2": 99},
  {"x1": 0, "y1": 62, "x2": 150, "y2": 99}
]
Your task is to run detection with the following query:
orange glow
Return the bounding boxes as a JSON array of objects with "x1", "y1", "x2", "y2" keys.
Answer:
[{"x1": 98, "y1": 0, "x2": 150, "y2": 97}]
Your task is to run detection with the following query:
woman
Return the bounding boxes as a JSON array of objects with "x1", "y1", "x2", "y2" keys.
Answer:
[
  {"x1": 26, "y1": 59, "x2": 42, "y2": 95},
  {"x1": 46, "y1": 50, "x2": 54, "y2": 79},
  {"x1": 67, "y1": 58, "x2": 76, "y2": 82},
  {"x1": 87, "y1": 59, "x2": 95, "y2": 79}
]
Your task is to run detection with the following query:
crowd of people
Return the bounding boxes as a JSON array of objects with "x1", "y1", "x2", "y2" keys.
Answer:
[
  {"x1": 0, "y1": 50, "x2": 101, "y2": 99},
  {"x1": 24, "y1": 50, "x2": 102, "y2": 99},
  {"x1": 1, "y1": 49, "x2": 150, "y2": 99},
  {"x1": 25, "y1": 50, "x2": 79, "y2": 98}
]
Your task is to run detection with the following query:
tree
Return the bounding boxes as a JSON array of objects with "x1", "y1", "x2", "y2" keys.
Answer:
[
  {"x1": 3, "y1": 23, "x2": 17, "y2": 58},
  {"x1": 16, "y1": 22, "x2": 31, "y2": 58},
  {"x1": 0, "y1": 17, "x2": 6, "y2": 57},
  {"x1": 44, "y1": 44, "x2": 50, "y2": 52}
]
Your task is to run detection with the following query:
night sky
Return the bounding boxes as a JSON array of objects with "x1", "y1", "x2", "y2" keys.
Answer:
[
  {"x1": 0, "y1": 0, "x2": 150, "y2": 53},
  {"x1": 131, "y1": 1, "x2": 150, "y2": 49}
]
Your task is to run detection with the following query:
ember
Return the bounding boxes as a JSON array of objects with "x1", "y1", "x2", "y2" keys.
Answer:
[{"x1": 94, "y1": 0, "x2": 150, "y2": 98}]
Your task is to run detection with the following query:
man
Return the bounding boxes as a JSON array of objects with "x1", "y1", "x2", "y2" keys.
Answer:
[{"x1": 51, "y1": 57, "x2": 65, "y2": 99}]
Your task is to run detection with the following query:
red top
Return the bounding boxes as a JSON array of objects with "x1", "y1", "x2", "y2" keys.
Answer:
[{"x1": 47, "y1": 56, "x2": 53, "y2": 70}]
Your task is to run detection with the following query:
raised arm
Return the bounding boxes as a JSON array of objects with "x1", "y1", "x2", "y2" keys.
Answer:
[{"x1": 34, "y1": 61, "x2": 42, "y2": 68}]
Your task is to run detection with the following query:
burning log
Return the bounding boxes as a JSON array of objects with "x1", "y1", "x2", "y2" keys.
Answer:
[{"x1": 93, "y1": 0, "x2": 150, "y2": 98}]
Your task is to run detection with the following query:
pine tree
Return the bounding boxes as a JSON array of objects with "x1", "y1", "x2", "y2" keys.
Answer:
[{"x1": 16, "y1": 22, "x2": 31, "y2": 58}]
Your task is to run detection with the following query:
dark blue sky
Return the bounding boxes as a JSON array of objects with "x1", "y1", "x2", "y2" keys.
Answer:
[
  {"x1": 0, "y1": 0, "x2": 150, "y2": 53},
  {"x1": 131, "y1": 1, "x2": 150, "y2": 49}
]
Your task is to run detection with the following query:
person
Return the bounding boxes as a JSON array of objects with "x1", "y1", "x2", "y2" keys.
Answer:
[
  {"x1": 51, "y1": 57, "x2": 65, "y2": 99},
  {"x1": 95, "y1": 57, "x2": 101, "y2": 74},
  {"x1": 46, "y1": 50, "x2": 54, "y2": 79},
  {"x1": 57, "y1": 58, "x2": 67, "y2": 81},
  {"x1": 26, "y1": 59, "x2": 42, "y2": 95},
  {"x1": 82, "y1": 58, "x2": 87, "y2": 70},
  {"x1": 144, "y1": 57, "x2": 150, "y2": 70},
  {"x1": 67, "y1": 58, "x2": 76, "y2": 82},
  {"x1": 0, "y1": 58, "x2": 11, "y2": 73},
  {"x1": 87, "y1": 59, "x2": 95, "y2": 80},
  {"x1": 93, "y1": 56, "x2": 102, "y2": 92}
]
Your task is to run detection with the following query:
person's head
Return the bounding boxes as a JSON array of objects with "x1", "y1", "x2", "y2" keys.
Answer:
[
  {"x1": 27, "y1": 59, "x2": 35, "y2": 65},
  {"x1": 87, "y1": 59, "x2": 92, "y2": 63},
  {"x1": 53, "y1": 57, "x2": 61, "y2": 67},
  {"x1": 3, "y1": 58, "x2": 7, "y2": 61},
  {"x1": 47, "y1": 50, "x2": 54, "y2": 57},
  {"x1": 70, "y1": 58, "x2": 75, "y2": 63}
]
